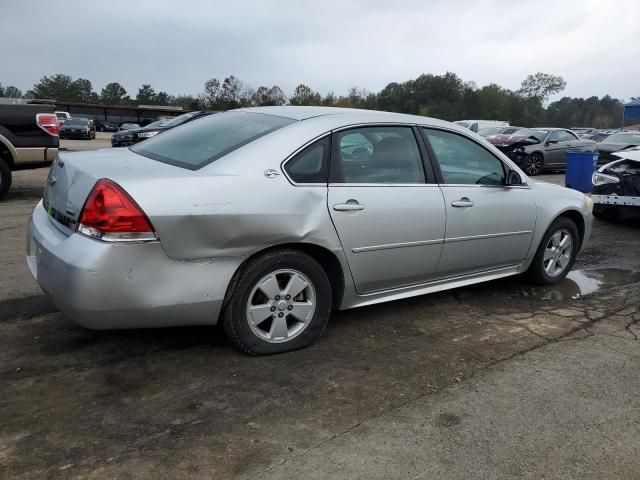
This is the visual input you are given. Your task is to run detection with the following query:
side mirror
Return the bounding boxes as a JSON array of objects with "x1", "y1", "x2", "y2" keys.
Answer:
[
  {"x1": 506, "y1": 170, "x2": 523, "y2": 186},
  {"x1": 547, "y1": 139, "x2": 558, "y2": 145}
]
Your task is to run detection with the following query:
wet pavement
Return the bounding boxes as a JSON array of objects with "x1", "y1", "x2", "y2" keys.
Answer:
[{"x1": 1, "y1": 168, "x2": 640, "y2": 479}]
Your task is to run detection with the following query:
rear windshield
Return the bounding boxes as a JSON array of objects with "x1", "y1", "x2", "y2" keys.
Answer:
[
  {"x1": 131, "y1": 111, "x2": 295, "y2": 170},
  {"x1": 65, "y1": 118, "x2": 88, "y2": 125}
]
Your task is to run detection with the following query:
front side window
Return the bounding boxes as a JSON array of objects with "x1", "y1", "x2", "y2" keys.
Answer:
[
  {"x1": 132, "y1": 112, "x2": 295, "y2": 170},
  {"x1": 334, "y1": 126, "x2": 425, "y2": 184},
  {"x1": 558, "y1": 131, "x2": 578, "y2": 142},
  {"x1": 422, "y1": 128, "x2": 505, "y2": 185},
  {"x1": 284, "y1": 136, "x2": 329, "y2": 183}
]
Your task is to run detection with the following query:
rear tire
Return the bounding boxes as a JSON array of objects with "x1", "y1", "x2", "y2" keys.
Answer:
[
  {"x1": 0, "y1": 158, "x2": 12, "y2": 198},
  {"x1": 527, "y1": 217, "x2": 579, "y2": 285},
  {"x1": 222, "y1": 249, "x2": 332, "y2": 355}
]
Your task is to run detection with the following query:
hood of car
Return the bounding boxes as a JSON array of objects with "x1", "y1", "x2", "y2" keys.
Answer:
[
  {"x1": 61, "y1": 124, "x2": 87, "y2": 130},
  {"x1": 598, "y1": 142, "x2": 639, "y2": 153}
]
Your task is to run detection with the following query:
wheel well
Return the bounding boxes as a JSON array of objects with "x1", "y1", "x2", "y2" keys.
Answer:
[
  {"x1": 0, "y1": 140, "x2": 14, "y2": 167},
  {"x1": 558, "y1": 210, "x2": 585, "y2": 245},
  {"x1": 224, "y1": 243, "x2": 346, "y2": 310}
]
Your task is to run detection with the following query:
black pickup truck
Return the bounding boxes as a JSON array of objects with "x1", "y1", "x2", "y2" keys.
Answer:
[{"x1": 0, "y1": 103, "x2": 59, "y2": 197}]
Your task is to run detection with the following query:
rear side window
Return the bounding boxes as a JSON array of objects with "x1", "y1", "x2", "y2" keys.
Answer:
[
  {"x1": 284, "y1": 137, "x2": 329, "y2": 184},
  {"x1": 334, "y1": 126, "x2": 425, "y2": 184},
  {"x1": 131, "y1": 112, "x2": 295, "y2": 170}
]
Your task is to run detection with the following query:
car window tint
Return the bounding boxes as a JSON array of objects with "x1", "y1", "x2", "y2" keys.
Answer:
[
  {"x1": 335, "y1": 127, "x2": 425, "y2": 184},
  {"x1": 284, "y1": 136, "x2": 329, "y2": 183},
  {"x1": 131, "y1": 112, "x2": 295, "y2": 170},
  {"x1": 422, "y1": 128, "x2": 505, "y2": 185}
]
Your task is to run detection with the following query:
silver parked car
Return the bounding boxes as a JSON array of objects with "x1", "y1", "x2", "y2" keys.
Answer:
[{"x1": 26, "y1": 107, "x2": 593, "y2": 354}]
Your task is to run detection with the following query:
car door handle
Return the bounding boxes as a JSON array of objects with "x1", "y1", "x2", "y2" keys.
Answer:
[
  {"x1": 451, "y1": 198, "x2": 474, "y2": 208},
  {"x1": 333, "y1": 202, "x2": 365, "y2": 211}
]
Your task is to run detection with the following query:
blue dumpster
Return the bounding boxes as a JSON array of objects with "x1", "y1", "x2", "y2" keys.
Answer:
[{"x1": 565, "y1": 151, "x2": 598, "y2": 193}]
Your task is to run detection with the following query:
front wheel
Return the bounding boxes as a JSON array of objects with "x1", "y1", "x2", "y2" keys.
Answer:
[
  {"x1": 524, "y1": 153, "x2": 544, "y2": 176},
  {"x1": 527, "y1": 217, "x2": 579, "y2": 285},
  {"x1": 222, "y1": 249, "x2": 332, "y2": 355}
]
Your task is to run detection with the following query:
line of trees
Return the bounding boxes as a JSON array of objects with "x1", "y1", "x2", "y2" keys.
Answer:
[{"x1": 1, "y1": 72, "x2": 634, "y2": 128}]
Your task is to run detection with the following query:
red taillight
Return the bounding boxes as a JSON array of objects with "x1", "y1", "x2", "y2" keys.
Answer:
[
  {"x1": 77, "y1": 179, "x2": 157, "y2": 242},
  {"x1": 36, "y1": 113, "x2": 60, "y2": 136}
]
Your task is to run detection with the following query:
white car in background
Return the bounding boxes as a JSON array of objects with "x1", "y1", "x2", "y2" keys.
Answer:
[{"x1": 454, "y1": 120, "x2": 509, "y2": 133}]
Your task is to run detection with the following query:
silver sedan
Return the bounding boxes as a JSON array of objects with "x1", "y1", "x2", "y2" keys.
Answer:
[{"x1": 26, "y1": 107, "x2": 593, "y2": 354}]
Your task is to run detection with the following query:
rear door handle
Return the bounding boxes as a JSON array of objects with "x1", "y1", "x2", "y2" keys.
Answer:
[
  {"x1": 451, "y1": 197, "x2": 474, "y2": 208},
  {"x1": 333, "y1": 201, "x2": 365, "y2": 211}
]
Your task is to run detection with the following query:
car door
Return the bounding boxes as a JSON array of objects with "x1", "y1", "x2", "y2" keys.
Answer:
[
  {"x1": 328, "y1": 125, "x2": 446, "y2": 294},
  {"x1": 543, "y1": 130, "x2": 569, "y2": 166},
  {"x1": 420, "y1": 127, "x2": 537, "y2": 277}
]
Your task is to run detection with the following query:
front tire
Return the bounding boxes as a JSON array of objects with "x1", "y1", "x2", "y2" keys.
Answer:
[
  {"x1": 527, "y1": 217, "x2": 579, "y2": 285},
  {"x1": 524, "y1": 153, "x2": 544, "y2": 176},
  {"x1": 222, "y1": 249, "x2": 332, "y2": 355},
  {"x1": 0, "y1": 158, "x2": 12, "y2": 198}
]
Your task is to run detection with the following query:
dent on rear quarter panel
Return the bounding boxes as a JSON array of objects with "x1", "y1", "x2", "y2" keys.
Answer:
[{"x1": 134, "y1": 175, "x2": 342, "y2": 261}]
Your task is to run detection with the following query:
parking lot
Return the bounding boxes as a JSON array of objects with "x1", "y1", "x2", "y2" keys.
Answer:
[{"x1": 2, "y1": 148, "x2": 640, "y2": 478}]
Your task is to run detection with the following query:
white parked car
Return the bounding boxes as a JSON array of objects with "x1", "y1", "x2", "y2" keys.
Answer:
[{"x1": 455, "y1": 120, "x2": 509, "y2": 133}]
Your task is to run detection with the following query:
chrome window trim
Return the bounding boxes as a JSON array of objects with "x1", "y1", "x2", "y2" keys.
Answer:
[{"x1": 352, "y1": 238, "x2": 443, "y2": 253}]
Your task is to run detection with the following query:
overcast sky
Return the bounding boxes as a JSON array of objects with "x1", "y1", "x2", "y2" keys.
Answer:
[{"x1": 2, "y1": 0, "x2": 639, "y2": 101}]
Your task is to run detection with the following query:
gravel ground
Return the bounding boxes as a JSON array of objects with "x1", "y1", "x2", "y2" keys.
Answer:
[{"x1": 1, "y1": 166, "x2": 639, "y2": 479}]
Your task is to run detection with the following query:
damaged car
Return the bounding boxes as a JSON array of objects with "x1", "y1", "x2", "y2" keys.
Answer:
[
  {"x1": 592, "y1": 148, "x2": 640, "y2": 220},
  {"x1": 26, "y1": 107, "x2": 593, "y2": 355},
  {"x1": 597, "y1": 132, "x2": 640, "y2": 163},
  {"x1": 495, "y1": 128, "x2": 596, "y2": 176}
]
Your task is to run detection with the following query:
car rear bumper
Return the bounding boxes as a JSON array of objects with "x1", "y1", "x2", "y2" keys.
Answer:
[{"x1": 26, "y1": 201, "x2": 242, "y2": 329}]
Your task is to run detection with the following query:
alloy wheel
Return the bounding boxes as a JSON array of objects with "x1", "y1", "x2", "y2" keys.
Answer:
[
  {"x1": 525, "y1": 154, "x2": 543, "y2": 176},
  {"x1": 543, "y1": 229, "x2": 573, "y2": 277},
  {"x1": 246, "y1": 269, "x2": 316, "y2": 343}
]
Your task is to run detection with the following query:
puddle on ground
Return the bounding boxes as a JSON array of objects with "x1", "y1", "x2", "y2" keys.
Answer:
[{"x1": 539, "y1": 268, "x2": 640, "y2": 300}]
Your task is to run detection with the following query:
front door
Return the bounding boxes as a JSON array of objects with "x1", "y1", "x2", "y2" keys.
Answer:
[
  {"x1": 328, "y1": 126, "x2": 446, "y2": 294},
  {"x1": 421, "y1": 128, "x2": 537, "y2": 276}
]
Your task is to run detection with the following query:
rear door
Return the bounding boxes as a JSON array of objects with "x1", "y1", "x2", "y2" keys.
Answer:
[
  {"x1": 328, "y1": 126, "x2": 446, "y2": 294},
  {"x1": 420, "y1": 128, "x2": 537, "y2": 277}
]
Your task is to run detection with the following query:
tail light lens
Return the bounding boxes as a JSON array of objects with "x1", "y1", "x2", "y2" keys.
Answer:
[
  {"x1": 77, "y1": 179, "x2": 158, "y2": 242},
  {"x1": 36, "y1": 113, "x2": 60, "y2": 136}
]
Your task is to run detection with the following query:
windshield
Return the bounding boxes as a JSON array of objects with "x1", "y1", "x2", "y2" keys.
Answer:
[
  {"x1": 604, "y1": 133, "x2": 640, "y2": 143},
  {"x1": 454, "y1": 121, "x2": 470, "y2": 128},
  {"x1": 501, "y1": 127, "x2": 519, "y2": 134},
  {"x1": 65, "y1": 118, "x2": 88, "y2": 126},
  {"x1": 120, "y1": 123, "x2": 139, "y2": 130},
  {"x1": 162, "y1": 111, "x2": 202, "y2": 127},
  {"x1": 511, "y1": 128, "x2": 546, "y2": 141},
  {"x1": 145, "y1": 119, "x2": 169, "y2": 129},
  {"x1": 477, "y1": 127, "x2": 503, "y2": 136},
  {"x1": 131, "y1": 111, "x2": 295, "y2": 170}
]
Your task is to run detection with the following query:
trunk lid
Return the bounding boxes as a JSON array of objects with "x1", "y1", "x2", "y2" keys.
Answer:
[{"x1": 43, "y1": 148, "x2": 191, "y2": 234}]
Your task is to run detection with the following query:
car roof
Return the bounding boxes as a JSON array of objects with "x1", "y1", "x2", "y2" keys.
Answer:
[{"x1": 235, "y1": 106, "x2": 458, "y2": 130}]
